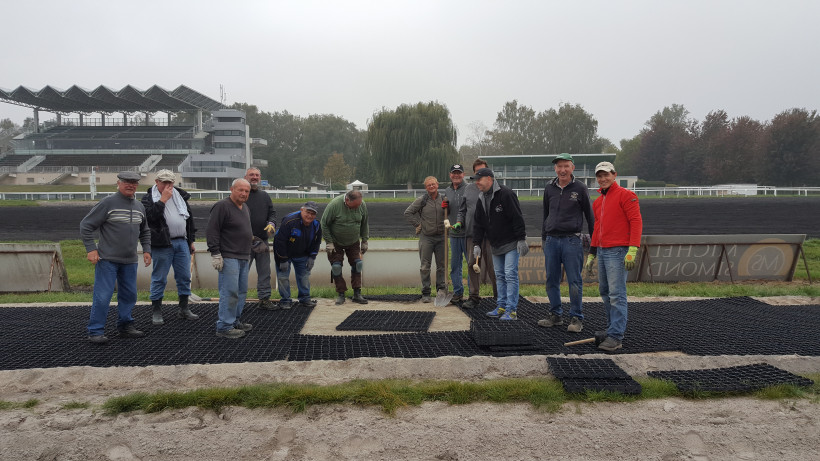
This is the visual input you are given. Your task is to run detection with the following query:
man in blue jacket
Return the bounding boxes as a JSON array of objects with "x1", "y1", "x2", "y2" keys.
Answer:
[{"x1": 274, "y1": 201, "x2": 323, "y2": 309}]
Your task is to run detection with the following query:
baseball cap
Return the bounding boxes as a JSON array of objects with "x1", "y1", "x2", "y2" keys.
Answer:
[
  {"x1": 450, "y1": 164, "x2": 464, "y2": 173},
  {"x1": 595, "y1": 161, "x2": 616, "y2": 174},
  {"x1": 155, "y1": 169, "x2": 176, "y2": 182},
  {"x1": 474, "y1": 167, "x2": 494, "y2": 178},
  {"x1": 552, "y1": 153, "x2": 574, "y2": 164},
  {"x1": 303, "y1": 201, "x2": 319, "y2": 213},
  {"x1": 117, "y1": 171, "x2": 141, "y2": 182}
]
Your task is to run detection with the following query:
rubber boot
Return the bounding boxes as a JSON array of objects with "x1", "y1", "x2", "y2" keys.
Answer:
[
  {"x1": 177, "y1": 294, "x2": 199, "y2": 320},
  {"x1": 352, "y1": 288, "x2": 368, "y2": 304},
  {"x1": 151, "y1": 299, "x2": 164, "y2": 325}
]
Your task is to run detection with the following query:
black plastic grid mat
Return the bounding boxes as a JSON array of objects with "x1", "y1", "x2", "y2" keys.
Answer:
[
  {"x1": 363, "y1": 294, "x2": 423, "y2": 302},
  {"x1": 547, "y1": 357, "x2": 632, "y2": 379},
  {"x1": 648, "y1": 363, "x2": 815, "y2": 392},
  {"x1": 470, "y1": 318, "x2": 538, "y2": 346},
  {"x1": 336, "y1": 310, "x2": 435, "y2": 332},
  {"x1": 1, "y1": 296, "x2": 818, "y2": 369}
]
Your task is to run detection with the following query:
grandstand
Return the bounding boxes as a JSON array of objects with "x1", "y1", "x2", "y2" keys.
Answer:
[{"x1": 0, "y1": 85, "x2": 260, "y2": 189}]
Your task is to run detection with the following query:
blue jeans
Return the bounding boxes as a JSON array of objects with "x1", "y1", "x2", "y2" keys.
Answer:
[
  {"x1": 597, "y1": 246, "x2": 629, "y2": 340},
  {"x1": 276, "y1": 256, "x2": 312, "y2": 303},
  {"x1": 492, "y1": 248, "x2": 520, "y2": 312},
  {"x1": 149, "y1": 239, "x2": 192, "y2": 300},
  {"x1": 249, "y1": 248, "x2": 272, "y2": 299},
  {"x1": 87, "y1": 260, "x2": 138, "y2": 336},
  {"x1": 216, "y1": 258, "x2": 249, "y2": 332},
  {"x1": 449, "y1": 236, "x2": 468, "y2": 298},
  {"x1": 543, "y1": 235, "x2": 584, "y2": 320}
]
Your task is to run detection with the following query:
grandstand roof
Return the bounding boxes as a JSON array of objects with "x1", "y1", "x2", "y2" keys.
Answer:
[{"x1": 0, "y1": 84, "x2": 224, "y2": 114}]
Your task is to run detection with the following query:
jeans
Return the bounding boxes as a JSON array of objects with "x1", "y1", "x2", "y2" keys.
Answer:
[
  {"x1": 543, "y1": 235, "x2": 584, "y2": 320},
  {"x1": 87, "y1": 260, "x2": 138, "y2": 336},
  {"x1": 276, "y1": 256, "x2": 312, "y2": 303},
  {"x1": 216, "y1": 258, "x2": 249, "y2": 332},
  {"x1": 449, "y1": 236, "x2": 468, "y2": 298},
  {"x1": 249, "y1": 247, "x2": 272, "y2": 299},
  {"x1": 492, "y1": 248, "x2": 520, "y2": 312},
  {"x1": 149, "y1": 239, "x2": 192, "y2": 300},
  {"x1": 597, "y1": 246, "x2": 629, "y2": 340},
  {"x1": 419, "y1": 233, "x2": 445, "y2": 296}
]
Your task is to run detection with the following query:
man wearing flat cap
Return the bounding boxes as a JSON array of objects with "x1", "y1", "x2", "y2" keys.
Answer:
[
  {"x1": 141, "y1": 169, "x2": 198, "y2": 325},
  {"x1": 273, "y1": 201, "x2": 323, "y2": 309},
  {"x1": 80, "y1": 171, "x2": 152, "y2": 344}
]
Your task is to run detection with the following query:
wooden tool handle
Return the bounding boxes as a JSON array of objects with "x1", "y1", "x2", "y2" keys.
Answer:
[{"x1": 564, "y1": 337, "x2": 596, "y2": 347}]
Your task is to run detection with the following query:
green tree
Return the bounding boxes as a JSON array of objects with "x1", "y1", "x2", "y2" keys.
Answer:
[
  {"x1": 761, "y1": 108, "x2": 820, "y2": 186},
  {"x1": 366, "y1": 101, "x2": 459, "y2": 186},
  {"x1": 704, "y1": 115, "x2": 763, "y2": 184},
  {"x1": 323, "y1": 152, "x2": 353, "y2": 189},
  {"x1": 299, "y1": 114, "x2": 365, "y2": 184},
  {"x1": 541, "y1": 103, "x2": 610, "y2": 155},
  {"x1": 488, "y1": 100, "x2": 540, "y2": 155}
]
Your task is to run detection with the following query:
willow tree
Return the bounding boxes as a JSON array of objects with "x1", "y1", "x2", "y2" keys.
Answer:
[{"x1": 366, "y1": 101, "x2": 459, "y2": 186}]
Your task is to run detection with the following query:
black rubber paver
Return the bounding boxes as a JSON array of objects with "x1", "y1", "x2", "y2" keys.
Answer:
[
  {"x1": 648, "y1": 363, "x2": 815, "y2": 392},
  {"x1": 336, "y1": 310, "x2": 435, "y2": 332},
  {"x1": 1, "y1": 297, "x2": 819, "y2": 369},
  {"x1": 547, "y1": 357, "x2": 632, "y2": 379}
]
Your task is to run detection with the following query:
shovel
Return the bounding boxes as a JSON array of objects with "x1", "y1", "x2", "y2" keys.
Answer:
[{"x1": 434, "y1": 207, "x2": 454, "y2": 307}]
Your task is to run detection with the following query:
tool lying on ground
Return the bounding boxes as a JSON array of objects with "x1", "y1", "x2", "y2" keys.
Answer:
[
  {"x1": 435, "y1": 204, "x2": 454, "y2": 307},
  {"x1": 564, "y1": 331, "x2": 608, "y2": 347},
  {"x1": 188, "y1": 293, "x2": 260, "y2": 303},
  {"x1": 473, "y1": 254, "x2": 481, "y2": 274}
]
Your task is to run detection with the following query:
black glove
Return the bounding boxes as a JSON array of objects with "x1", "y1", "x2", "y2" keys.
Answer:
[
  {"x1": 278, "y1": 260, "x2": 289, "y2": 273},
  {"x1": 306, "y1": 257, "x2": 315, "y2": 271}
]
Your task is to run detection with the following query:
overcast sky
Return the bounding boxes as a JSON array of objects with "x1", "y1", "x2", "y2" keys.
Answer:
[{"x1": 2, "y1": 0, "x2": 819, "y2": 146}]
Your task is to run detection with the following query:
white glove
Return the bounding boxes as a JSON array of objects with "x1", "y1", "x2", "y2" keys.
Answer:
[
  {"x1": 211, "y1": 254, "x2": 223, "y2": 271},
  {"x1": 517, "y1": 240, "x2": 529, "y2": 257},
  {"x1": 326, "y1": 242, "x2": 335, "y2": 253},
  {"x1": 444, "y1": 219, "x2": 451, "y2": 229},
  {"x1": 473, "y1": 245, "x2": 481, "y2": 258}
]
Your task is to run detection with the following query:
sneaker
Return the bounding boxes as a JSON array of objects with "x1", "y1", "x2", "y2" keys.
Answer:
[
  {"x1": 117, "y1": 325, "x2": 145, "y2": 338},
  {"x1": 234, "y1": 322, "x2": 253, "y2": 332},
  {"x1": 499, "y1": 310, "x2": 518, "y2": 321},
  {"x1": 486, "y1": 307, "x2": 506, "y2": 318},
  {"x1": 597, "y1": 336, "x2": 623, "y2": 352},
  {"x1": 537, "y1": 314, "x2": 563, "y2": 328},
  {"x1": 88, "y1": 334, "x2": 109, "y2": 344},
  {"x1": 335, "y1": 294, "x2": 346, "y2": 305},
  {"x1": 277, "y1": 300, "x2": 293, "y2": 310},
  {"x1": 216, "y1": 328, "x2": 246, "y2": 339},
  {"x1": 567, "y1": 317, "x2": 584, "y2": 332},
  {"x1": 421, "y1": 295, "x2": 433, "y2": 303},
  {"x1": 297, "y1": 299, "x2": 317, "y2": 308},
  {"x1": 351, "y1": 293, "x2": 368, "y2": 304},
  {"x1": 461, "y1": 298, "x2": 479, "y2": 309},
  {"x1": 258, "y1": 298, "x2": 277, "y2": 310}
]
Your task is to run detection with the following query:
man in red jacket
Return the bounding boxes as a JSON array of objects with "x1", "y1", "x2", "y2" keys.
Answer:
[{"x1": 585, "y1": 162, "x2": 643, "y2": 351}]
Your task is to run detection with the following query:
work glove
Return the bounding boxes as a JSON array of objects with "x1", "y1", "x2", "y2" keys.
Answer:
[
  {"x1": 278, "y1": 260, "x2": 289, "y2": 273},
  {"x1": 326, "y1": 242, "x2": 335, "y2": 253},
  {"x1": 584, "y1": 254, "x2": 596, "y2": 277},
  {"x1": 264, "y1": 222, "x2": 275, "y2": 236},
  {"x1": 452, "y1": 222, "x2": 462, "y2": 231},
  {"x1": 473, "y1": 245, "x2": 481, "y2": 258},
  {"x1": 361, "y1": 240, "x2": 368, "y2": 254},
  {"x1": 211, "y1": 254, "x2": 223, "y2": 271},
  {"x1": 442, "y1": 199, "x2": 449, "y2": 209},
  {"x1": 443, "y1": 219, "x2": 451, "y2": 229},
  {"x1": 251, "y1": 236, "x2": 268, "y2": 254},
  {"x1": 517, "y1": 240, "x2": 529, "y2": 257},
  {"x1": 624, "y1": 246, "x2": 639, "y2": 271},
  {"x1": 306, "y1": 257, "x2": 315, "y2": 271}
]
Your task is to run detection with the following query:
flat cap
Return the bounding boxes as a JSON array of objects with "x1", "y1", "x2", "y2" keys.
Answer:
[
  {"x1": 155, "y1": 169, "x2": 176, "y2": 182},
  {"x1": 117, "y1": 171, "x2": 141, "y2": 182},
  {"x1": 303, "y1": 201, "x2": 319, "y2": 213}
]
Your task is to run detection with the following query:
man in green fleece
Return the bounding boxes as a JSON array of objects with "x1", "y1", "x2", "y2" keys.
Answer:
[{"x1": 320, "y1": 190, "x2": 369, "y2": 305}]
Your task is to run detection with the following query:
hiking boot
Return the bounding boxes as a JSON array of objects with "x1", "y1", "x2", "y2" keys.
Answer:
[
  {"x1": 450, "y1": 298, "x2": 464, "y2": 308},
  {"x1": 461, "y1": 298, "x2": 479, "y2": 309},
  {"x1": 117, "y1": 325, "x2": 145, "y2": 338},
  {"x1": 567, "y1": 317, "x2": 583, "y2": 332},
  {"x1": 352, "y1": 290, "x2": 368, "y2": 304},
  {"x1": 278, "y1": 299, "x2": 293, "y2": 310},
  {"x1": 151, "y1": 299, "x2": 164, "y2": 325},
  {"x1": 597, "y1": 336, "x2": 623, "y2": 352},
  {"x1": 88, "y1": 334, "x2": 109, "y2": 344},
  {"x1": 421, "y1": 295, "x2": 433, "y2": 303},
  {"x1": 297, "y1": 299, "x2": 317, "y2": 308},
  {"x1": 234, "y1": 321, "x2": 253, "y2": 332},
  {"x1": 499, "y1": 310, "x2": 518, "y2": 321},
  {"x1": 216, "y1": 328, "x2": 245, "y2": 339},
  {"x1": 177, "y1": 295, "x2": 199, "y2": 320},
  {"x1": 258, "y1": 298, "x2": 277, "y2": 310},
  {"x1": 335, "y1": 294, "x2": 346, "y2": 305},
  {"x1": 486, "y1": 307, "x2": 506, "y2": 318},
  {"x1": 537, "y1": 314, "x2": 563, "y2": 328}
]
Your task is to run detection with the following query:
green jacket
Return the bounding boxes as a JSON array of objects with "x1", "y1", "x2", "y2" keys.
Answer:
[{"x1": 320, "y1": 194, "x2": 369, "y2": 247}]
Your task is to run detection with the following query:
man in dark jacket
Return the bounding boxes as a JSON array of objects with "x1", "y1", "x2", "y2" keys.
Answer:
[
  {"x1": 141, "y1": 169, "x2": 198, "y2": 325},
  {"x1": 472, "y1": 168, "x2": 528, "y2": 321},
  {"x1": 273, "y1": 201, "x2": 323, "y2": 309},
  {"x1": 537, "y1": 153, "x2": 594, "y2": 333},
  {"x1": 244, "y1": 168, "x2": 277, "y2": 309}
]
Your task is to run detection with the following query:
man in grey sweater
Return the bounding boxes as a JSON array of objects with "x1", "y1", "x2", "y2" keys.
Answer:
[{"x1": 80, "y1": 171, "x2": 152, "y2": 344}]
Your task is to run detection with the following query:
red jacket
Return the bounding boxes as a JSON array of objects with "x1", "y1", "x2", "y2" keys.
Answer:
[{"x1": 591, "y1": 182, "x2": 643, "y2": 249}]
